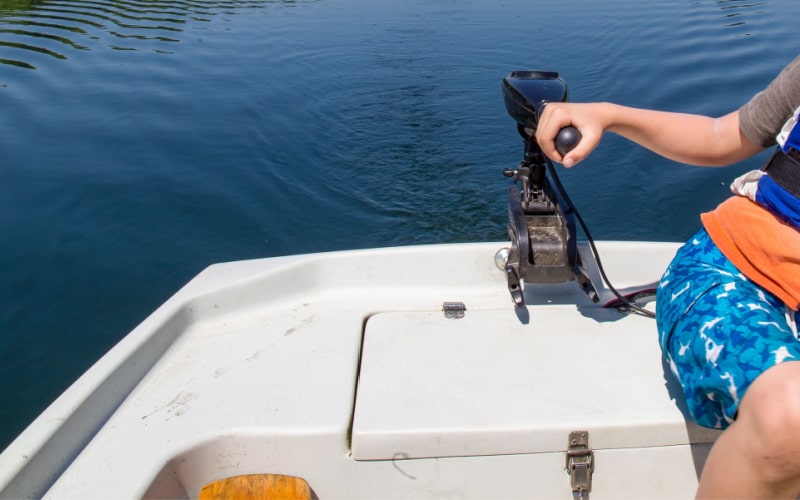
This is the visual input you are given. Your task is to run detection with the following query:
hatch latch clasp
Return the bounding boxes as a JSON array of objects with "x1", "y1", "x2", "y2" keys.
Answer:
[{"x1": 566, "y1": 430, "x2": 594, "y2": 499}]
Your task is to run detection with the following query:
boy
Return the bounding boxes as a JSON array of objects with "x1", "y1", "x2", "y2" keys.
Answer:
[{"x1": 536, "y1": 56, "x2": 800, "y2": 498}]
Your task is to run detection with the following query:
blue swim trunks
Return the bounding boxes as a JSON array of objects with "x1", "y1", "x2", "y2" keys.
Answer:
[{"x1": 656, "y1": 228, "x2": 800, "y2": 429}]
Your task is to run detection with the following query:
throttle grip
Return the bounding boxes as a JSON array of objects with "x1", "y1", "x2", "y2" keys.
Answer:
[{"x1": 555, "y1": 126, "x2": 581, "y2": 157}]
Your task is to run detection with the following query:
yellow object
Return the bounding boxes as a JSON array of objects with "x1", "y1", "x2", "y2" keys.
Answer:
[{"x1": 199, "y1": 474, "x2": 312, "y2": 499}]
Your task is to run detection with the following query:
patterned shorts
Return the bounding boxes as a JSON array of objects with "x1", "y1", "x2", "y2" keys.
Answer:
[{"x1": 656, "y1": 228, "x2": 799, "y2": 429}]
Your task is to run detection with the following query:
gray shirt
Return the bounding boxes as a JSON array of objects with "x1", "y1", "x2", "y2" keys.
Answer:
[{"x1": 739, "y1": 54, "x2": 800, "y2": 147}]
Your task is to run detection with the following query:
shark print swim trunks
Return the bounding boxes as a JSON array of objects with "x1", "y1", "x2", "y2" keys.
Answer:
[{"x1": 656, "y1": 227, "x2": 800, "y2": 429}]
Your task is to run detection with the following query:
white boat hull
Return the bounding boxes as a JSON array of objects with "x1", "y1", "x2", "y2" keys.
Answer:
[{"x1": 0, "y1": 241, "x2": 720, "y2": 499}]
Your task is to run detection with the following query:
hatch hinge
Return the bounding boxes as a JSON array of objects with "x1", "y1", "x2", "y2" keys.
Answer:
[
  {"x1": 442, "y1": 302, "x2": 466, "y2": 319},
  {"x1": 565, "y1": 430, "x2": 594, "y2": 499}
]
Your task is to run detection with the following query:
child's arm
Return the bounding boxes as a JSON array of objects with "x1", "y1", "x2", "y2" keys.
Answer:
[{"x1": 536, "y1": 102, "x2": 765, "y2": 168}]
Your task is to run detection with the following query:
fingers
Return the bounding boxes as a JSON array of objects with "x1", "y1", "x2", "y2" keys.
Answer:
[
  {"x1": 535, "y1": 104, "x2": 564, "y2": 162},
  {"x1": 563, "y1": 128, "x2": 599, "y2": 168},
  {"x1": 536, "y1": 103, "x2": 600, "y2": 167}
]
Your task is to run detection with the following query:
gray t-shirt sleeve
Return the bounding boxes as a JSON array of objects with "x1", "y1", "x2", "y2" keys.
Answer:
[{"x1": 739, "y1": 54, "x2": 800, "y2": 147}]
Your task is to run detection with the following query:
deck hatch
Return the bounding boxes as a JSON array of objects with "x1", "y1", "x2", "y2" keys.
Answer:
[{"x1": 350, "y1": 309, "x2": 719, "y2": 461}]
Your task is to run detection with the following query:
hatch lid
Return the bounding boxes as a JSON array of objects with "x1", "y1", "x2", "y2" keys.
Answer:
[{"x1": 351, "y1": 308, "x2": 718, "y2": 460}]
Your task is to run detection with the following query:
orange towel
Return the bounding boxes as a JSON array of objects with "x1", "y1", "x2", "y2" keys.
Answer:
[{"x1": 702, "y1": 196, "x2": 800, "y2": 310}]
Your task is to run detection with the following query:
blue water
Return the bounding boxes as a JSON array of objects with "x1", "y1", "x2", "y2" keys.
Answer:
[{"x1": 1, "y1": 0, "x2": 798, "y2": 451}]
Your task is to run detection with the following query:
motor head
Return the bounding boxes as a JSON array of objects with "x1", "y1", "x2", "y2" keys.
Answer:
[{"x1": 501, "y1": 71, "x2": 569, "y2": 133}]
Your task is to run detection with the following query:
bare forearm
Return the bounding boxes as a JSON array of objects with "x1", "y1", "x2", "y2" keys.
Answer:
[
  {"x1": 536, "y1": 102, "x2": 765, "y2": 167},
  {"x1": 604, "y1": 104, "x2": 762, "y2": 166}
]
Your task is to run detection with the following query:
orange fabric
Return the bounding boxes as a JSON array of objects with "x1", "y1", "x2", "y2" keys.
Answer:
[{"x1": 701, "y1": 196, "x2": 800, "y2": 310}]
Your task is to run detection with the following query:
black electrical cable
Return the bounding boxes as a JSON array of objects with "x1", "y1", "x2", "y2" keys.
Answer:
[{"x1": 545, "y1": 158, "x2": 657, "y2": 318}]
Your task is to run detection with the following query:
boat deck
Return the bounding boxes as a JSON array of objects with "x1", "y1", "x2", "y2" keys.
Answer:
[{"x1": 0, "y1": 241, "x2": 720, "y2": 499}]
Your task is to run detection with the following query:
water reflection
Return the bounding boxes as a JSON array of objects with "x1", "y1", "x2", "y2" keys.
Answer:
[
  {"x1": 0, "y1": 0, "x2": 46, "y2": 11},
  {"x1": 716, "y1": 0, "x2": 767, "y2": 27},
  {"x1": 0, "y1": 0, "x2": 287, "y2": 69}
]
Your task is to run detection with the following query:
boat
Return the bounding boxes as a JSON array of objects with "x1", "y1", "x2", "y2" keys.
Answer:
[{"x1": 0, "y1": 72, "x2": 720, "y2": 499}]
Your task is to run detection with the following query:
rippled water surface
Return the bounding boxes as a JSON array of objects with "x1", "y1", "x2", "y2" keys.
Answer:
[{"x1": 1, "y1": 0, "x2": 799, "y2": 449}]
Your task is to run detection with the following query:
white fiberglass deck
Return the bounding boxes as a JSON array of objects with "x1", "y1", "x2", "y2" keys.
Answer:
[{"x1": 0, "y1": 241, "x2": 720, "y2": 499}]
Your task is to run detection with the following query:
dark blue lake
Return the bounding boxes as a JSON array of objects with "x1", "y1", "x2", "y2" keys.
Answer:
[{"x1": 1, "y1": 0, "x2": 798, "y2": 450}]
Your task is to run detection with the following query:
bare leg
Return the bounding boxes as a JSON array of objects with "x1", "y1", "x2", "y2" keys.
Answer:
[{"x1": 697, "y1": 361, "x2": 800, "y2": 499}]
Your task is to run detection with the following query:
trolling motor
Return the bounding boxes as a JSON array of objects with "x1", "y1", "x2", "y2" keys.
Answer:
[{"x1": 501, "y1": 71, "x2": 598, "y2": 307}]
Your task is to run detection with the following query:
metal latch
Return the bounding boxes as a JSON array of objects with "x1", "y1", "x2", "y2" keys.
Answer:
[{"x1": 566, "y1": 430, "x2": 594, "y2": 499}]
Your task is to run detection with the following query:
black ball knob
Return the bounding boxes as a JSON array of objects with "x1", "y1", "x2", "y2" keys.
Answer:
[{"x1": 555, "y1": 126, "x2": 581, "y2": 157}]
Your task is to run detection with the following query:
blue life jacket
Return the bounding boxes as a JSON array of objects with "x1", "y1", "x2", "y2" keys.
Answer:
[{"x1": 750, "y1": 106, "x2": 800, "y2": 229}]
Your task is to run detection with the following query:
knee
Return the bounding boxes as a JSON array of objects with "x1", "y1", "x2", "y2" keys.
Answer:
[
  {"x1": 742, "y1": 362, "x2": 800, "y2": 432},
  {"x1": 736, "y1": 362, "x2": 800, "y2": 480}
]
